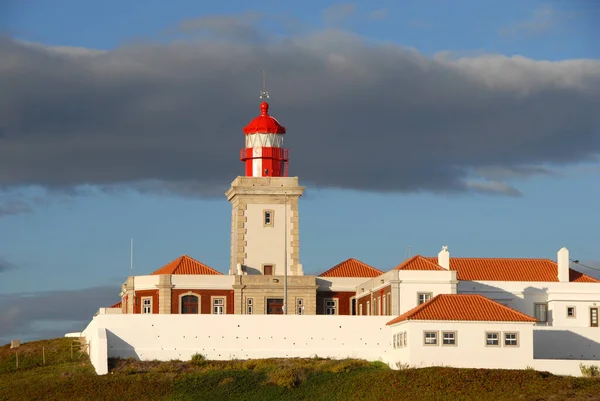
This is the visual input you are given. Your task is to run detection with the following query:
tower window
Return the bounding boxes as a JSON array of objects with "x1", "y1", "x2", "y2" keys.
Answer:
[
  {"x1": 263, "y1": 264, "x2": 274, "y2": 275},
  {"x1": 263, "y1": 210, "x2": 274, "y2": 227}
]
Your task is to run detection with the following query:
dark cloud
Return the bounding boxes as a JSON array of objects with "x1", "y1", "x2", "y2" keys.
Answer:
[
  {"x1": 0, "y1": 199, "x2": 32, "y2": 215},
  {"x1": 0, "y1": 25, "x2": 599, "y2": 199},
  {"x1": 0, "y1": 286, "x2": 118, "y2": 344},
  {"x1": 0, "y1": 257, "x2": 15, "y2": 273}
]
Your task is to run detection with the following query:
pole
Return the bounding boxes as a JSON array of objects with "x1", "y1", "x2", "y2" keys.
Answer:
[
  {"x1": 284, "y1": 192, "x2": 288, "y2": 315},
  {"x1": 130, "y1": 238, "x2": 134, "y2": 276}
]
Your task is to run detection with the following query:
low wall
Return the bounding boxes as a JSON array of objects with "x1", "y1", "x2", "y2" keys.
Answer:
[
  {"x1": 80, "y1": 315, "x2": 600, "y2": 377},
  {"x1": 83, "y1": 314, "x2": 392, "y2": 374},
  {"x1": 534, "y1": 327, "x2": 600, "y2": 360},
  {"x1": 531, "y1": 359, "x2": 600, "y2": 377}
]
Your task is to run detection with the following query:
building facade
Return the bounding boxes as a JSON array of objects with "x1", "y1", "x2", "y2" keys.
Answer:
[{"x1": 107, "y1": 100, "x2": 599, "y2": 331}]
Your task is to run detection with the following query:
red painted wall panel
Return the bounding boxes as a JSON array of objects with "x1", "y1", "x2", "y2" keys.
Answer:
[{"x1": 171, "y1": 289, "x2": 234, "y2": 314}]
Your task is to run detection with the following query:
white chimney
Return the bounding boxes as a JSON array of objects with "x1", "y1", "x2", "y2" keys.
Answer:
[
  {"x1": 438, "y1": 245, "x2": 450, "y2": 270},
  {"x1": 557, "y1": 247, "x2": 569, "y2": 282}
]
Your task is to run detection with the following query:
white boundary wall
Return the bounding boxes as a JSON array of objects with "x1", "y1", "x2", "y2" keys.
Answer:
[
  {"x1": 81, "y1": 315, "x2": 600, "y2": 377},
  {"x1": 83, "y1": 315, "x2": 392, "y2": 375},
  {"x1": 534, "y1": 327, "x2": 600, "y2": 360}
]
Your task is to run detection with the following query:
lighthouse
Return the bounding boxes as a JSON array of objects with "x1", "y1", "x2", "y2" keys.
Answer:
[
  {"x1": 226, "y1": 96, "x2": 315, "y2": 315},
  {"x1": 241, "y1": 101, "x2": 289, "y2": 178}
]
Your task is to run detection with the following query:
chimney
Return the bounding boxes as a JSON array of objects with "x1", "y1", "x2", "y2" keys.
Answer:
[
  {"x1": 438, "y1": 245, "x2": 450, "y2": 270},
  {"x1": 557, "y1": 247, "x2": 569, "y2": 282}
]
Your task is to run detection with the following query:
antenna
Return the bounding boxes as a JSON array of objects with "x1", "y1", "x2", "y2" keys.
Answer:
[
  {"x1": 260, "y1": 69, "x2": 270, "y2": 100},
  {"x1": 130, "y1": 238, "x2": 134, "y2": 276},
  {"x1": 406, "y1": 244, "x2": 411, "y2": 259}
]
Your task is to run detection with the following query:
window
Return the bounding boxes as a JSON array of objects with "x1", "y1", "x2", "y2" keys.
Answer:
[
  {"x1": 418, "y1": 292, "x2": 432, "y2": 305},
  {"x1": 567, "y1": 306, "x2": 576, "y2": 318},
  {"x1": 297, "y1": 298, "x2": 304, "y2": 315},
  {"x1": 393, "y1": 332, "x2": 407, "y2": 349},
  {"x1": 263, "y1": 210, "x2": 274, "y2": 227},
  {"x1": 504, "y1": 332, "x2": 518, "y2": 346},
  {"x1": 142, "y1": 297, "x2": 152, "y2": 314},
  {"x1": 534, "y1": 303, "x2": 548, "y2": 323},
  {"x1": 325, "y1": 299, "x2": 337, "y2": 315},
  {"x1": 246, "y1": 298, "x2": 253, "y2": 315},
  {"x1": 263, "y1": 265, "x2": 273, "y2": 275},
  {"x1": 486, "y1": 332, "x2": 500, "y2": 346},
  {"x1": 424, "y1": 331, "x2": 438, "y2": 345},
  {"x1": 213, "y1": 297, "x2": 225, "y2": 314},
  {"x1": 181, "y1": 295, "x2": 199, "y2": 314},
  {"x1": 442, "y1": 331, "x2": 456, "y2": 346}
]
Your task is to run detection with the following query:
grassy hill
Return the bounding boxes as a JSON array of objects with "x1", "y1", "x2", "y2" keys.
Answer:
[{"x1": 1, "y1": 338, "x2": 600, "y2": 400}]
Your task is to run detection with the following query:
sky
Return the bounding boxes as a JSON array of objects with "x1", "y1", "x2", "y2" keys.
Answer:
[{"x1": 0, "y1": 0, "x2": 599, "y2": 343}]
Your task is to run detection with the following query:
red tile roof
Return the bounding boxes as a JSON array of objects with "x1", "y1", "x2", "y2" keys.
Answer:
[
  {"x1": 386, "y1": 294, "x2": 537, "y2": 325},
  {"x1": 151, "y1": 255, "x2": 222, "y2": 275},
  {"x1": 394, "y1": 255, "x2": 447, "y2": 271},
  {"x1": 319, "y1": 258, "x2": 384, "y2": 278},
  {"x1": 110, "y1": 301, "x2": 122, "y2": 308},
  {"x1": 422, "y1": 257, "x2": 599, "y2": 282}
]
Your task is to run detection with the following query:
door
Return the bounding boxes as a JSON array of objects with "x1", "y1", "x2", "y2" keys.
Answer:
[
  {"x1": 263, "y1": 265, "x2": 273, "y2": 275},
  {"x1": 267, "y1": 298, "x2": 284, "y2": 314},
  {"x1": 591, "y1": 308, "x2": 599, "y2": 328}
]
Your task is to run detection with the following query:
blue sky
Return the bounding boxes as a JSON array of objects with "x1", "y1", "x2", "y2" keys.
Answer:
[{"x1": 0, "y1": 0, "x2": 599, "y2": 342}]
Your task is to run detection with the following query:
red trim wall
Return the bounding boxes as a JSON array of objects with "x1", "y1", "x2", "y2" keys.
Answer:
[
  {"x1": 133, "y1": 290, "x2": 159, "y2": 314},
  {"x1": 356, "y1": 285, "x2": 392, "y2": 316},
  {"x1": 317, "y1": 291, "x2": 355, "y2": 315},
  {"x1": 171, "y1": 289, "x2": 234, "y2": 314}
]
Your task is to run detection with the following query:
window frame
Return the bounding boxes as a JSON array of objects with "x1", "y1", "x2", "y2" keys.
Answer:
[
  {"x1": 141, "y1": 296, "x2": 153, "y2": 314},
  {"x1": 418, "y1": 292, "x2": 433, "y2": 305},
  {"x1": 485, "y1": 331, "x2": 500, "y2": 347},
  {"x1": 423, "y1": 331, "x2": 438, "y2": 346},
  {"x1": 246, "y1": 298, "x2": 253, "y2": 315},
  {"x1": 179, "y1": 292, "x2": 200, "y2": 314},
  {"x1": 297, "y1": 298, "x2": 304, "y2": 315},
  {"x1": 503, "y1": 332, "x2": 519, "y2": 347},
  {"x1": 442, "y1": 331, "x2": 457, "y2": 346},
  {"x1": 567, "y1": 306, "x2": 576, "y2": 319},
  {"x1": 534, "y1": 303, "x2": 548, "y2": 323},
  {"x1": 211, "y1": 296, "x2": 226, "y2": 315},
  {"x1": 324, "y1": 298, "x2": 338, "y2": 315},
  {"x1": 262, "y1": 264, "x2": 274, "y2": 275},
  {"x1": 263, "y1": 209, "x2": 275, "y2": 227}
]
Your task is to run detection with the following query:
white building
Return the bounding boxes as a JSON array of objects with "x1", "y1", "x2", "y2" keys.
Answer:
[{"x1": 77, "y1": 99, "x2": 600, "y2": 376}]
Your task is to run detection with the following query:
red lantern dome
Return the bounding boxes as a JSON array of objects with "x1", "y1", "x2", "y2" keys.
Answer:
[{"x1": 243, "y1": 102, "x2": 286, "y2": 135}]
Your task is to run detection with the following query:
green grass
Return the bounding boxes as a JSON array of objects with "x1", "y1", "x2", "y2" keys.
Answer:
[{"x1": 1, "y1": 339, "x2": 600, "y2": 400}]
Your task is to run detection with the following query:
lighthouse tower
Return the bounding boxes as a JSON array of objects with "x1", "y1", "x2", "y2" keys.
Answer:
[
  {"x1": 226, "y1": 95, "x2": 315, "y2": 314},
  {"x1": 226, "y1": 99, "x2": 305, "y2": 278}
]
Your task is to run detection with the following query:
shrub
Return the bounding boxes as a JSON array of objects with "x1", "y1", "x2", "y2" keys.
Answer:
[
  {"x1": 265, "y1": 367, "x2": 305, "y2": 389},
  {"x1": 580, "y1": 363, "x2": 600, "y2": 378},
  {"x1": 190, "y1": 353, "x2": 206, "y2": 367}
]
